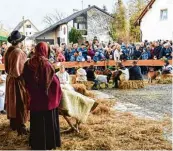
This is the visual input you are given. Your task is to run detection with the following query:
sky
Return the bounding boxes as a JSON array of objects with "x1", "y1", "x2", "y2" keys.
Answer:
[{"x1": 0, "y1": 0, "x2": 128, "y2": 31}]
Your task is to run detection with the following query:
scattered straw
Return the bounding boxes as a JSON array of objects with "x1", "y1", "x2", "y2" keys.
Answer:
[
  {"x1": 0, "y1": 99, "x2": 171, "y2": 150},
  {"x1": 72, "y1": 84, "x2": 94, "y2": 98}
]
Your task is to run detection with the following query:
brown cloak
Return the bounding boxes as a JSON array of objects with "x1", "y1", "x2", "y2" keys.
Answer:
[{"x1": 5, "y1": 46, "x2": 29, "y2": 123}]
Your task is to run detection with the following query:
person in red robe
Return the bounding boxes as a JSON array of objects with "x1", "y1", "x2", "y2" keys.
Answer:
[{"x1": 23, "y1": 42, "x2": 62, "y2": 150}]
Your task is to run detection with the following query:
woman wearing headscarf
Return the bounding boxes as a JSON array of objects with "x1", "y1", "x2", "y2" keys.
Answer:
[
  {"x1": 5, "y1": 30, "x2": 29, "y2": 135},
  {"x1": 23, "y1": 42, "x2": 62, "y2": 150}
]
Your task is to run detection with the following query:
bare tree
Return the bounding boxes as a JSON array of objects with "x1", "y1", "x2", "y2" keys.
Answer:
[{"x1": 43, "y1": 9, "x2": 67, "y2": 27}]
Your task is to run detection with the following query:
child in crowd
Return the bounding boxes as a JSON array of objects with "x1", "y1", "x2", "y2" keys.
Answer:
[
  {"x1": 78, "y1": 43, "x2": 88, "y2": 60},
  {"x1": 141, "y1": 49, "x2": 149, "y2": 60},
  {"x1": 97, "y1": 44, "x2": 105, "y2": 60},
  {"x1": 76, "y1": 51, "x2": 85, "y2": 62},
  {"x1": 93, "y1": 52, "x2": 100, "y2": 62},
  {"x1": 56, "y1": 47, "x2": 66, "y2": 62}
]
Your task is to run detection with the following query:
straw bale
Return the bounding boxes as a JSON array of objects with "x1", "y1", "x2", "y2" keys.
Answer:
[{"x1": 119, "y1": 80, "x2": 145, "y2": 89}]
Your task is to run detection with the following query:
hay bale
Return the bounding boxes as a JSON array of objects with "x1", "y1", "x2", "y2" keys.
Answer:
[
  {"x1": 119, "y1": 80, "x2": 145, "y2": 89},
  {"x1": 161, "y1": 74, "x2": 173, "y2": 79},
  {"x1": 69, "y1": 75, "x2": 76, "y2": 84},
  {"x1": 155, "y1": 74, "x2": 173, "y2": 84},
  {"x1": 156, "y1": 78, "x2": 172, "y2": 84}
]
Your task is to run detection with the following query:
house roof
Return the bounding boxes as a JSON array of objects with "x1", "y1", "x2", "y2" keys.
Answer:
[
  {"x1": 34, "y1": 5, "x2": 113, "y2": 38},
  {"x1": 13, "y1": 19, "x2": 39, "y2": 32},
  {"x1": 135, "y1": 0, "x2": 156, "y2": 25}
]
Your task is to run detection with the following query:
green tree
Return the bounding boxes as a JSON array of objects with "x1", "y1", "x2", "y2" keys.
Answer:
[
  {"x1": 68, "y1": 28, "x2": 83, "y2": 44},
  {"x1": 128, "y1": 0, "x2": 150, "y2": 42},
  {"x1": 110, "y1": 0, "x2": 128, "y2": 43}
]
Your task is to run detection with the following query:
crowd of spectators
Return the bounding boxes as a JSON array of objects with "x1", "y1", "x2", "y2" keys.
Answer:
[
  {"x1": 1, "y1": 39, "x2": 172, "y2": 64},
  {"x1": 46, "y1": 40, "x2": 173, "y2": 63}
]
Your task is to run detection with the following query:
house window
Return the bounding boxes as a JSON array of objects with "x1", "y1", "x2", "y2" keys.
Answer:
[
  {"x1": 26, "y1": 32, "x2": 27, "y2": 36},
  {"x1": 160, "y1": 9, "x2": 168, "y2": 20},
  {"x1": 74, "y1": 23, "x2": 78, "y2": 29},
  {"x1": 26, "y1": 24, "x2": 31, "y2": 28},
  {"x1": 30, "y1": 32, "x2": 32, "y2": 35},
  {"x1": 79, "y1": 23, "x2": 86, "y2": 30},
  {"x1": 76, "y1": 16, "x2": 85, "y2": 23}
]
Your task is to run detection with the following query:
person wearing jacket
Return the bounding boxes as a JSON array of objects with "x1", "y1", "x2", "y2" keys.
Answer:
[
  {"x1": 113, "y1": 44, "x2": 120, "y2": 61},
  {"x1": 87, "y1": 45, "x2": 95, "y2": 59},
  {"x1": 162, "y1": 60, "x2": 173, "y2": 74},
  {"x1": 93, "y1": 52, "x2": 100, "y2": 62},
  {"x1": 78, "y1": 44, "x2": 88, "y2": 60},
  {"x1": 64, "y1": 45, "x2": 72, "y2": 61},
  {"x1": 76, "y1": 51, "x2": 85, "y2": 62},
  {"x1": 97, "y1": 44, "x2": 105, "y2": 60},
  {"x1": 159, "y1": 43, "x2": 172, "y2": 59},
  {"x1": 146, "y1": 45, "x2": 152, "y2": 59},
  {"x1": 128, "y1": 44, "x2": 135, "y2": 60},
  {"x1": 120, "y1": 43, "x2": 129, "y2": 60},
  {"x1": 133, "y1": 44, "x2": 142, "y2": 60},
  {"x1": 129, "y1": 61, "x2": 143, "y2": 80},
  {"x1": 141, "y1": 49, "x2": 149, "y2": 75},
  {"x1": 153, "y1": 41, "x2": 162, "y2": 59},
  {"x1": 86, "y1": 65, "x2": 99, "y2": 90},
  {"x1": 141, "y1": 49, "x2": 149, "y2": 60}
]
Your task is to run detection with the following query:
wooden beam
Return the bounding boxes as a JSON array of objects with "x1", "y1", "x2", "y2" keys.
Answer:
[
  {"x1": 53, "y1": 60, "x2": 172, "y2": 69},
  {"x1": 0, "y1": 60, "x2": 172, "y2": 71}
]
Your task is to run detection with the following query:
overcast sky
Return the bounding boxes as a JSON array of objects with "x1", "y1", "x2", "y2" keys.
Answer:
[{"x1": 0, "y1": 0, "x2": 128, "y2": 31}]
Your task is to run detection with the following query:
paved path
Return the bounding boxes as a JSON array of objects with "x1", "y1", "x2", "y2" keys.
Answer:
[{"x1": 100, "y1": 84, "x2": 172, "y2": 120}]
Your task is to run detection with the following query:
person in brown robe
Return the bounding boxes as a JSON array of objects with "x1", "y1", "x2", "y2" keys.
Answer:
[{"x1": 5, "y1": 30, "x2": 29, "y2": 135}]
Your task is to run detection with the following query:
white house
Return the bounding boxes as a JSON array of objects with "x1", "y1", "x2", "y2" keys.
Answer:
[
  {"x1": 135, "y1": 0, "x2": 173, "y2": 41},
  {"x1": 32, "y1": 5, "x2": 113, "y2": 45},
  {"x1": 13, "y1": 19, "x2": 39, "y2": 46}
]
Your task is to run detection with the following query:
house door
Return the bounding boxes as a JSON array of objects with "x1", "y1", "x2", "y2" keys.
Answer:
[{"x1": 57, "y1": 37, "x2": 60, "y2": 45}]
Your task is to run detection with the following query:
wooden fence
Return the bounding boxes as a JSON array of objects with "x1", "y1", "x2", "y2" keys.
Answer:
[{"x1": 0, "y1": 60, "x2": 172, "y2": 70}]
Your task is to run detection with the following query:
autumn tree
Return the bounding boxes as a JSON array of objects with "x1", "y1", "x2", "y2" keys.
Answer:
[
  {"x1": 110, "y1": 0, "x2": 128, "y2": 43},
  {"x1": 128, "y1": 0, "x2": 150, "y2": 42}
]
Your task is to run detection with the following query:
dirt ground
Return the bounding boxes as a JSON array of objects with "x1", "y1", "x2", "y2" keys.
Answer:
[{"x1": 0, "y1": 84, "x2": 172, "y2": 150}]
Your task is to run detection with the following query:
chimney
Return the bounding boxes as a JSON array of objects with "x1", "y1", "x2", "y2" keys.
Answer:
[{"x1": 88, "y1": 5, "x2": 91, "y2": 8}]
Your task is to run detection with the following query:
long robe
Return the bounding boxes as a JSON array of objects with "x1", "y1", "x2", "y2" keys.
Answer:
[
  {"x1": 23, "y1": 42, "x2": 62, "y2": 150},
  {"x1": 4, "y1": 46, "x2": 29, "y2": 124}
]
